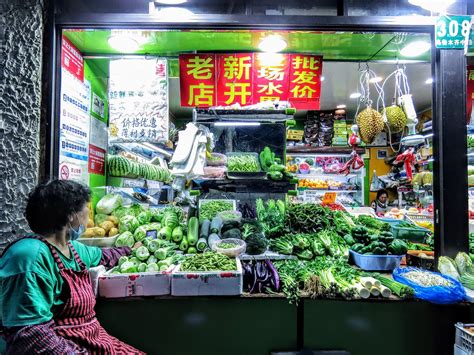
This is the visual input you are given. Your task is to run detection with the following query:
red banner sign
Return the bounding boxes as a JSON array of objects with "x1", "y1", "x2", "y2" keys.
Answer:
[
  {"x1": 217, "y1": 53, "x2": 253, "y2": 106},
  {"x1": 179, "y1": 54, "x2": 216, "y2": 107},
  {"x1": 88, "y1": 144, "x2": 106, "y2": 175},
  {"x1": 468, "y1": 65, "x2": 474, "y2": 123},
  {"x1": 61, "y1": 36, "x2": 84, "y2": 81},
  {"x1": 253, "y1": 53, "x2": 290, "y2": 103},
  {"x1": 179, "y1": 53, "x2": 323, "y2": 110}
]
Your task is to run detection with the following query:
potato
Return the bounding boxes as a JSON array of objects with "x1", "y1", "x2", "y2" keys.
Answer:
[
  {"x1": 107, "y1": 215, "x2": 119, "y2": 226},
  {"x1": 92, "y1": 227, "x2": 106, "y2": 237},
  {"x1": 87, "y1": 218, "x2": 94, "y2": 228},
  {"x1": 81, "y1": 228, "x2": 95, "y2": 238},
  {"x1": 99, "y1": 221, "x2": 114, "y2": 233},
  {"x1": 108, "y1": 227, "x2": 119, "y2": 237}
]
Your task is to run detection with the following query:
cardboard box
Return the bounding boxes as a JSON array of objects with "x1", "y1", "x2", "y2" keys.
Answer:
[
  {"x1": 171, "y1": 259, "x2": 243, "y2": 296},
  {"x1": 98, "y1": 268, "x2": 173, "y2": 298}
]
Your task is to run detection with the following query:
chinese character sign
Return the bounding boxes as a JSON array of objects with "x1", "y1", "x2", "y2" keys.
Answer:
[
  {"x1": 253, "y1": 53, "x2": 289, "y2": 103},
  {"x1": 109, "y1": 58, "x2": 169, "y2": 143},
  {"x1": 288, "y1": 54, "x2": 323, "y2": 110},
  {"x1": 179, "y1": 53, "x2": 323, "y2": 110},
  {"x1": 217, "y1": 54, "x2": 253, "y2": 106},
  {"x1": 180, "y1": 54, "x2": 216, "y2": 107}
]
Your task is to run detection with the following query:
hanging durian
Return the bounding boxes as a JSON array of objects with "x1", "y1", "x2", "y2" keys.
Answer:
[
  {"x1": 356, "y1": 107, "x2": 384, "y2": 144},
  {"x1": 383, "y1": 105, "x2": 407, "y2": 134}
]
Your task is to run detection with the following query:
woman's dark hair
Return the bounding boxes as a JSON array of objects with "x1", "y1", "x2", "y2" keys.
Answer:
[
  {"x1": 376, "y1": 189, "x2": 388, "y2": 200},
  {"x1": 25, "y1": 179, "x2": 91, "y2": 234}
]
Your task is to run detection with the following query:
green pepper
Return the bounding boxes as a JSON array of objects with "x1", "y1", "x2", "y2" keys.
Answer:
[{"x1": 267, "y1": 171, "x2": 284, "y2": 181}]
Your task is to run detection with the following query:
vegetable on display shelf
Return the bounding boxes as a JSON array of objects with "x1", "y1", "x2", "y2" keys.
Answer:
[
  {"x1": 242, "y1": 259, "x2": 280, "y2": 294},
  {"x1": 179, "y1": 252, "x2": 237, "y2": 272},
  {"x1": 108, "y1": 155, "x2": 172, "y2": 182},
  {"x1": 256, "y1": 199, "x2": 286, "y2": 238},
  {"x1": 226, "y1": 153, "x2": 260, "y2": 172},
  {"x1": 199, "y1": 200, "x2": 234, "y2": 223}
]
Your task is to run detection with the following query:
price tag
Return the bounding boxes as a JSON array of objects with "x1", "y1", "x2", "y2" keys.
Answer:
[
  {"x1": 435, "y1": 15, "x2": 472, "y2": 49},
  {"x1": 322, "y1": 192, "x2": 337, "y2": 204},
  {"x1": 122, "y1": 178, "x2": 145, "y2": 188},
  {"x1": 147, "y1": 180, "x2": 162, "y2": 189},
  {"x1": 146, "y1": 230, "x2": 158, "y2": 239}
]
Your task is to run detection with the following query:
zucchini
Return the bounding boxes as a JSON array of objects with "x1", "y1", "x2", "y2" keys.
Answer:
[
  {"x1": 200, "y1": 219, "x2": 211, "y2": 239},
  {"x1": 187, "y1": 217, "x2": 199, "y2": 246},
  {"x1": 210, "y1": 216, "x2": 223, "y2": 234},
  {"x1": 207, "y1": 233, "x2": 220, "y2": 248},
  {"x1": 158, "y1": 226, "x2": 173, "y2": 241},
  {"x1": 196, "y1": 237, "x2": 208, "y2": 252},
  {"x1": 179, "y1": 236, "x2": 189, "y2": 251},
  {"x1": 172, "y1": 226, "x2": 183, "y2": 243}
]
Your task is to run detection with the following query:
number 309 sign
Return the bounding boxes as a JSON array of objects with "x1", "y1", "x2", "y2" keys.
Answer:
[{"x1": 435, "y1": 15, "x2": 472, "y2": 49}]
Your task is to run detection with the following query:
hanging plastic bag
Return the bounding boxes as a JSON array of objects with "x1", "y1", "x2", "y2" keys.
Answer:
[
  {"x1": 370, "y1": 170, "x2": 385, "y2": 192},
  {"x1": 393, "y1": 267, "x2": 466, "y2": 304}
]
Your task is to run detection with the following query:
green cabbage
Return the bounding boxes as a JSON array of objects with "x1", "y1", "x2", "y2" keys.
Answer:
[
  {"x1": 112, "y1": 206, "x2": 133, "y2": 219},
  {"x1": 150, "y1": 208, "x2": 164, "y2": 222},
  {"x1": 137, "y1": 210, "x2": 152, "y2": 225},
  {"x1": 115, "y1": 231, "x2": 135, "y2": 248},
  {"x1": 94, "y1": 214, "x2": 109, "y2": 226},
  {"x1": 129, "y1": 204, "x2": 145, "y2": 217},
  {"x1": 439, "y1": 256, "x2": 460, "y2": 280},
  {"x1": 96, "y1": 194, "x2": 123, "y2": 214},
  {"x1": 119, "y1": 215, "x2": 140, "y2": 234}
]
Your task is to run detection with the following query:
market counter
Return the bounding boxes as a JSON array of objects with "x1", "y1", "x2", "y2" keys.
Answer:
[{"x1": 94, "y1": 296, "x2": 472, "y2": 355}]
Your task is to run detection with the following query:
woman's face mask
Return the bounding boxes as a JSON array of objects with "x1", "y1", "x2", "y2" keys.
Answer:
[{"x1": 69, "y1": 213, "x2": 86, "y2": 241}]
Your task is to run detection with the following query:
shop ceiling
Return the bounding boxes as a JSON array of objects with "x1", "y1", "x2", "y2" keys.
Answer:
[{"x1": 64, "y1": 29, "x2": 432, "y2": 119}]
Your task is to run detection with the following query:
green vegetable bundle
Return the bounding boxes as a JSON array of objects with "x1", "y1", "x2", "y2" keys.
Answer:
[
  {"x1": 256, "y1": 199, "x2": 286, "y2": 238},
  {"x1": 356, "y1": 215, "x2": 391, "y2": 234},
  {"x1": 285, "y1": 202, "x2": 334, "y2": 234},
  {"x1": 112, "y1": 238, "x2": 182, "y2": 274},
  {"x1": 227, "y1": 154, "x2": 260, "y2": 172},
  {"x1": 180, "y1": 252, "x2": 237, "y2": 272},
  {"x1": 199, "y1": 200, "x2": 234, "y2": 223}
]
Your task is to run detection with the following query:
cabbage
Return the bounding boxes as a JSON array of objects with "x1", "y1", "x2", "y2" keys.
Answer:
[
  {"x1": 455, "y1": 252, "x2": 473, "y2": 275},
  {"x1": 112, "y1": 206, "x2": 133, "y2": 219},
  {"x1": 438, "y1": 256, "x2": 460, "y2": 280},
  {"x1": 134, "y1": 223, "x2": 161, "y2": 242},
  {"x1": 96, "y1": 194, "x2": 123, "y2": 215},
  {"x1": 150, "y1": 208, "x2": 164, "y2": 222},
  {"x1": 94, "y1": 214, "x2": 109, "y2": 226},
  {"x1": 129, "y1": 204, "x2": 145, "y2": 217},
  {"x1": 119, "y1": 215, "x2": 140, "y2": 234},
  {"x1": 137, "y1": 210, "x2": 152, "y2": 225},
  {"x1": 115, "y1": 231, "x2": 135, "y2": 248}
]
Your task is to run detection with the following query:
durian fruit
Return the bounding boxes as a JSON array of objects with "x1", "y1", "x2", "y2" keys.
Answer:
[
  {"x1": 356, "y1": 107, "x2": 384, "y2": 144},
  {"x1": 383, "y1": 105, "x2": 407, "y2": 134}
]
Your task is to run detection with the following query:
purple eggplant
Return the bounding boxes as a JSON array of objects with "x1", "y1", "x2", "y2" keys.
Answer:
[{"x1": 265, "y1": 259, "x2": 280, "y2": 291}]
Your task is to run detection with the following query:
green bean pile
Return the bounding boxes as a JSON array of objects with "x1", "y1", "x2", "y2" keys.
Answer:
[{"x1": 180, "y1": 252, "x2": 237, "y2": 272}]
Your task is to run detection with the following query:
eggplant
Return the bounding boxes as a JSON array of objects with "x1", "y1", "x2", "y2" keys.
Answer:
[{"x1": 265, "y1": 259, "x2": 280, "y2": 291}]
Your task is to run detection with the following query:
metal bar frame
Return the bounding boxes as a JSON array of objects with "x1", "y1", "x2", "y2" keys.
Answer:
[{"x1": 46, "y1": 4, "x2": 467, "y2": 257}]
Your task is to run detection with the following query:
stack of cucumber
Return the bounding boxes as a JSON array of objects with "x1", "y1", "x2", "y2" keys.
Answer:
[{"x1": 108, "y1": 155, "x2": 171, "y2": 182}]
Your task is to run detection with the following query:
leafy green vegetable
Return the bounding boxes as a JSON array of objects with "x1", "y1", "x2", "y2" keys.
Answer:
[
  {"x1": 245, "y1": 232, "x2": 268, "y2": 255},
  {"x1": 115, "y1": 231, "x2": 135, "y2": 248},
  {"x1": 135, "y1": 246, "x2": 150, "y2": 261},
  {"x1": 120, "y1": 261, "x2": 137, "y2": 273},
  {"x1": 137, "y1": 210, "x2": 152, "y2": 225},
  {"x1": 199, "y1": 200, "x2": 234, "y2": 223},
  {"x1": 119, "y1": 215, "x2": 140, "y2": 234},
  {"x1": 96, "y1": 194, "x2": 123, "y2": 215},
  {"x1": 256, "y1": 199, "x2": 285, "y2": 238},
  {"x1": 356, "y1": 215, "x2": 391, "y2": 233},
  {"x1": 227, "y1": 154, "x2": 260, "y2": 172}
]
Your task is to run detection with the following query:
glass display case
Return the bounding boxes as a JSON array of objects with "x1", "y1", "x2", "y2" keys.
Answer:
[{"x1": 287, "y1": 152, "x2": 364, "y2": 206}]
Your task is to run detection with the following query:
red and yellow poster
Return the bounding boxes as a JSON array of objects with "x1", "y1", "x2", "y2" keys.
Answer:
[
  {"x1": 179, "y1": 54, "x2": 216, "y2": 107},
  {"x1": 288, "y1": 54, "x2": 323, "y2": 110},
  {"x1": 179, "y1": 53, "x2": 323, "y2": 110},
  {"x1": 253, "y1": 53, "x2": 290, "y2": 104},
  {"x1": 217, "y1": 53, "x2": 253, "y2": 106}
]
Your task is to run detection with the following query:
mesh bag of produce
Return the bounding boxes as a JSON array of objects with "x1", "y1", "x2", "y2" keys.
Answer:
[{"x1": 393, "y1": 267, "x2": 466, "y2": 304}]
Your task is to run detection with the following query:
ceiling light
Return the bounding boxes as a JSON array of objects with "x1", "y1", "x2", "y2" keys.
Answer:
[
  {"x1": 369, "y1": 76, "x2": 383, "y2": 84},
  {"x1": 154, "y1": 7, "x2": 194, "y2": 20},
  {"x1": 155, "y1": 0, "x2": 187, "y2": 4},
  {"x1": 258, "y1": 35, "x2": 287, "y2": 53},
  {"x1": 321, "y1": 76, "x2": 325, "y2": 82},
  {"x1": 108, "y1": 35, "x2": 139, "y2": 52},
  {"x1": 350, "y1": 92, "x2": 361, "y2": 99},
  {"x1": 408, "y1": 0, "x2": 455, "y2": 13},
  {"x1": 425, "y1": 78, "x2": 434, "y2": 84},
  {"x1": 400, "y1": 41, "x2": 431, "y2": 57},
  {"x1": 336, "y1": 104, "x2": 346, "y2": 109},
  {"x1": 214, "y1": 122, "x2": 261, "y2": 127}
]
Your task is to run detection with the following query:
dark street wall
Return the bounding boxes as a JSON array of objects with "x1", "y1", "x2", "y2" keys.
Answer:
[{"x1": 0, "y1": 0, "x2": 44, "y2": 248}]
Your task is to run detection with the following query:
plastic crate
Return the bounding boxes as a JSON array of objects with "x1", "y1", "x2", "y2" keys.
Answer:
[
  {"x1": 349, "y1": 250, "x2": 403, "y2": 271},
  {"x1": 392, "y1": 224, "x2": 431, "y2": 243},
  {"x1": 455, "y1": 323, "x2": 474, "y2": 354},
  {"x1": 376, "y1": 217, "x2": 406, "y2": 227}
]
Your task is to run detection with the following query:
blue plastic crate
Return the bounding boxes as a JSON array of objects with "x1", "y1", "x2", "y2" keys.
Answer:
[{"x1": 349, "y1": 250, "x2": 403, "y2": 271}]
